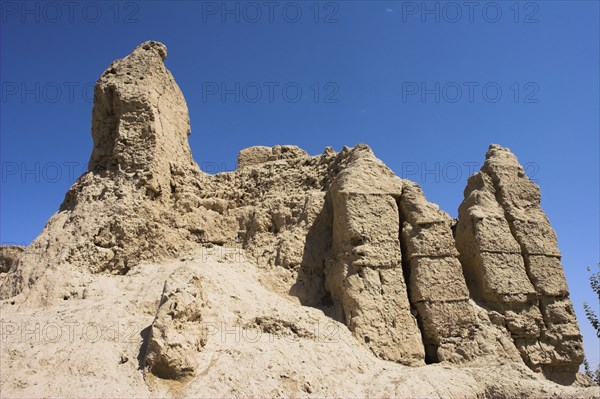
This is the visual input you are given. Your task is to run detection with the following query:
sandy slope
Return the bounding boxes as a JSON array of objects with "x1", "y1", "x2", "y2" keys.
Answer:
[{"x1": 1, "y1": 248, "x2": 598, "y2": 398}]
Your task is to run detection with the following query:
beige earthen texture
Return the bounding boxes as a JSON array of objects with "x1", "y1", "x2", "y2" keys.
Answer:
[
  {"x1": 0, "y1": 42, "x2": 591, "y2": 395},
  {"x1": 456, "y1": 144, "x2": 584, "y2": 383},
  {"x1": 144, "y1": 268, "x2": 207, "y2": 379}
]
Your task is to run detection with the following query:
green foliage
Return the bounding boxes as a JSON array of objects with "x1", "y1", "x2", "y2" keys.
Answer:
[
  {"x1": 583, "y1": 263, "x2": 600, "y2": 384},
  {"x1": 583, "y1": 357, "x2": 600, "y2": 385},
  {"x1": 584, "y1": 264, "x2": 600, "y2": 339}
]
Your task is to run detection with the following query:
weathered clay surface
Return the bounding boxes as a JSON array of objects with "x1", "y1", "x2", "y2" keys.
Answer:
[
  {"x1": 456, "y1": 144, "x2": 584, "y2": 383},
  {"x1": 0, "y1": 42, "x2": 591, "y2": 396},
  {"x1": 0, "y1": 41, "x2": 202, "y2": 305},
  {"x1": 399, "y1": 181, "x2": 520, "y2": 365},
  {"x1": 144, "y1": 268, "x2": 207, "y2": 379},
  {"x1": 2, "y1": 253, "x2": 596, "y2": 398},
  {"x1": 325, "y1": 145, "x2": 423, "y2": 365},
  {"x1": 238, "y1": 145, "x2": 309, "y2": 169},
  {"x1": 0, "y1": 246, "x2": 24, "y2": 273}
]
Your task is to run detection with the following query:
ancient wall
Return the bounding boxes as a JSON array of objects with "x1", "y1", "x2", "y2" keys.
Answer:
[{"x1": 0, "y1": 42, "x2": 583, "y2": 383}]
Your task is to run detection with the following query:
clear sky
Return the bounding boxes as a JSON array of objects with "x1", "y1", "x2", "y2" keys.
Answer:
[{"x1": 1, "y1": 0, "x2": 598, "y2": 368}]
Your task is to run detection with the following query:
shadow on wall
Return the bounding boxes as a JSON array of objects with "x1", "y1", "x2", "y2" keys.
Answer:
[{"x1": 289, "y1": 195, "x2": 339, "y2": 321}]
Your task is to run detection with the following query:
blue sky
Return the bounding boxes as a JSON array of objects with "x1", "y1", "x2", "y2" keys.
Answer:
[{"x1": 1, "y1": 1, "x2": 598, "y2": 367}]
